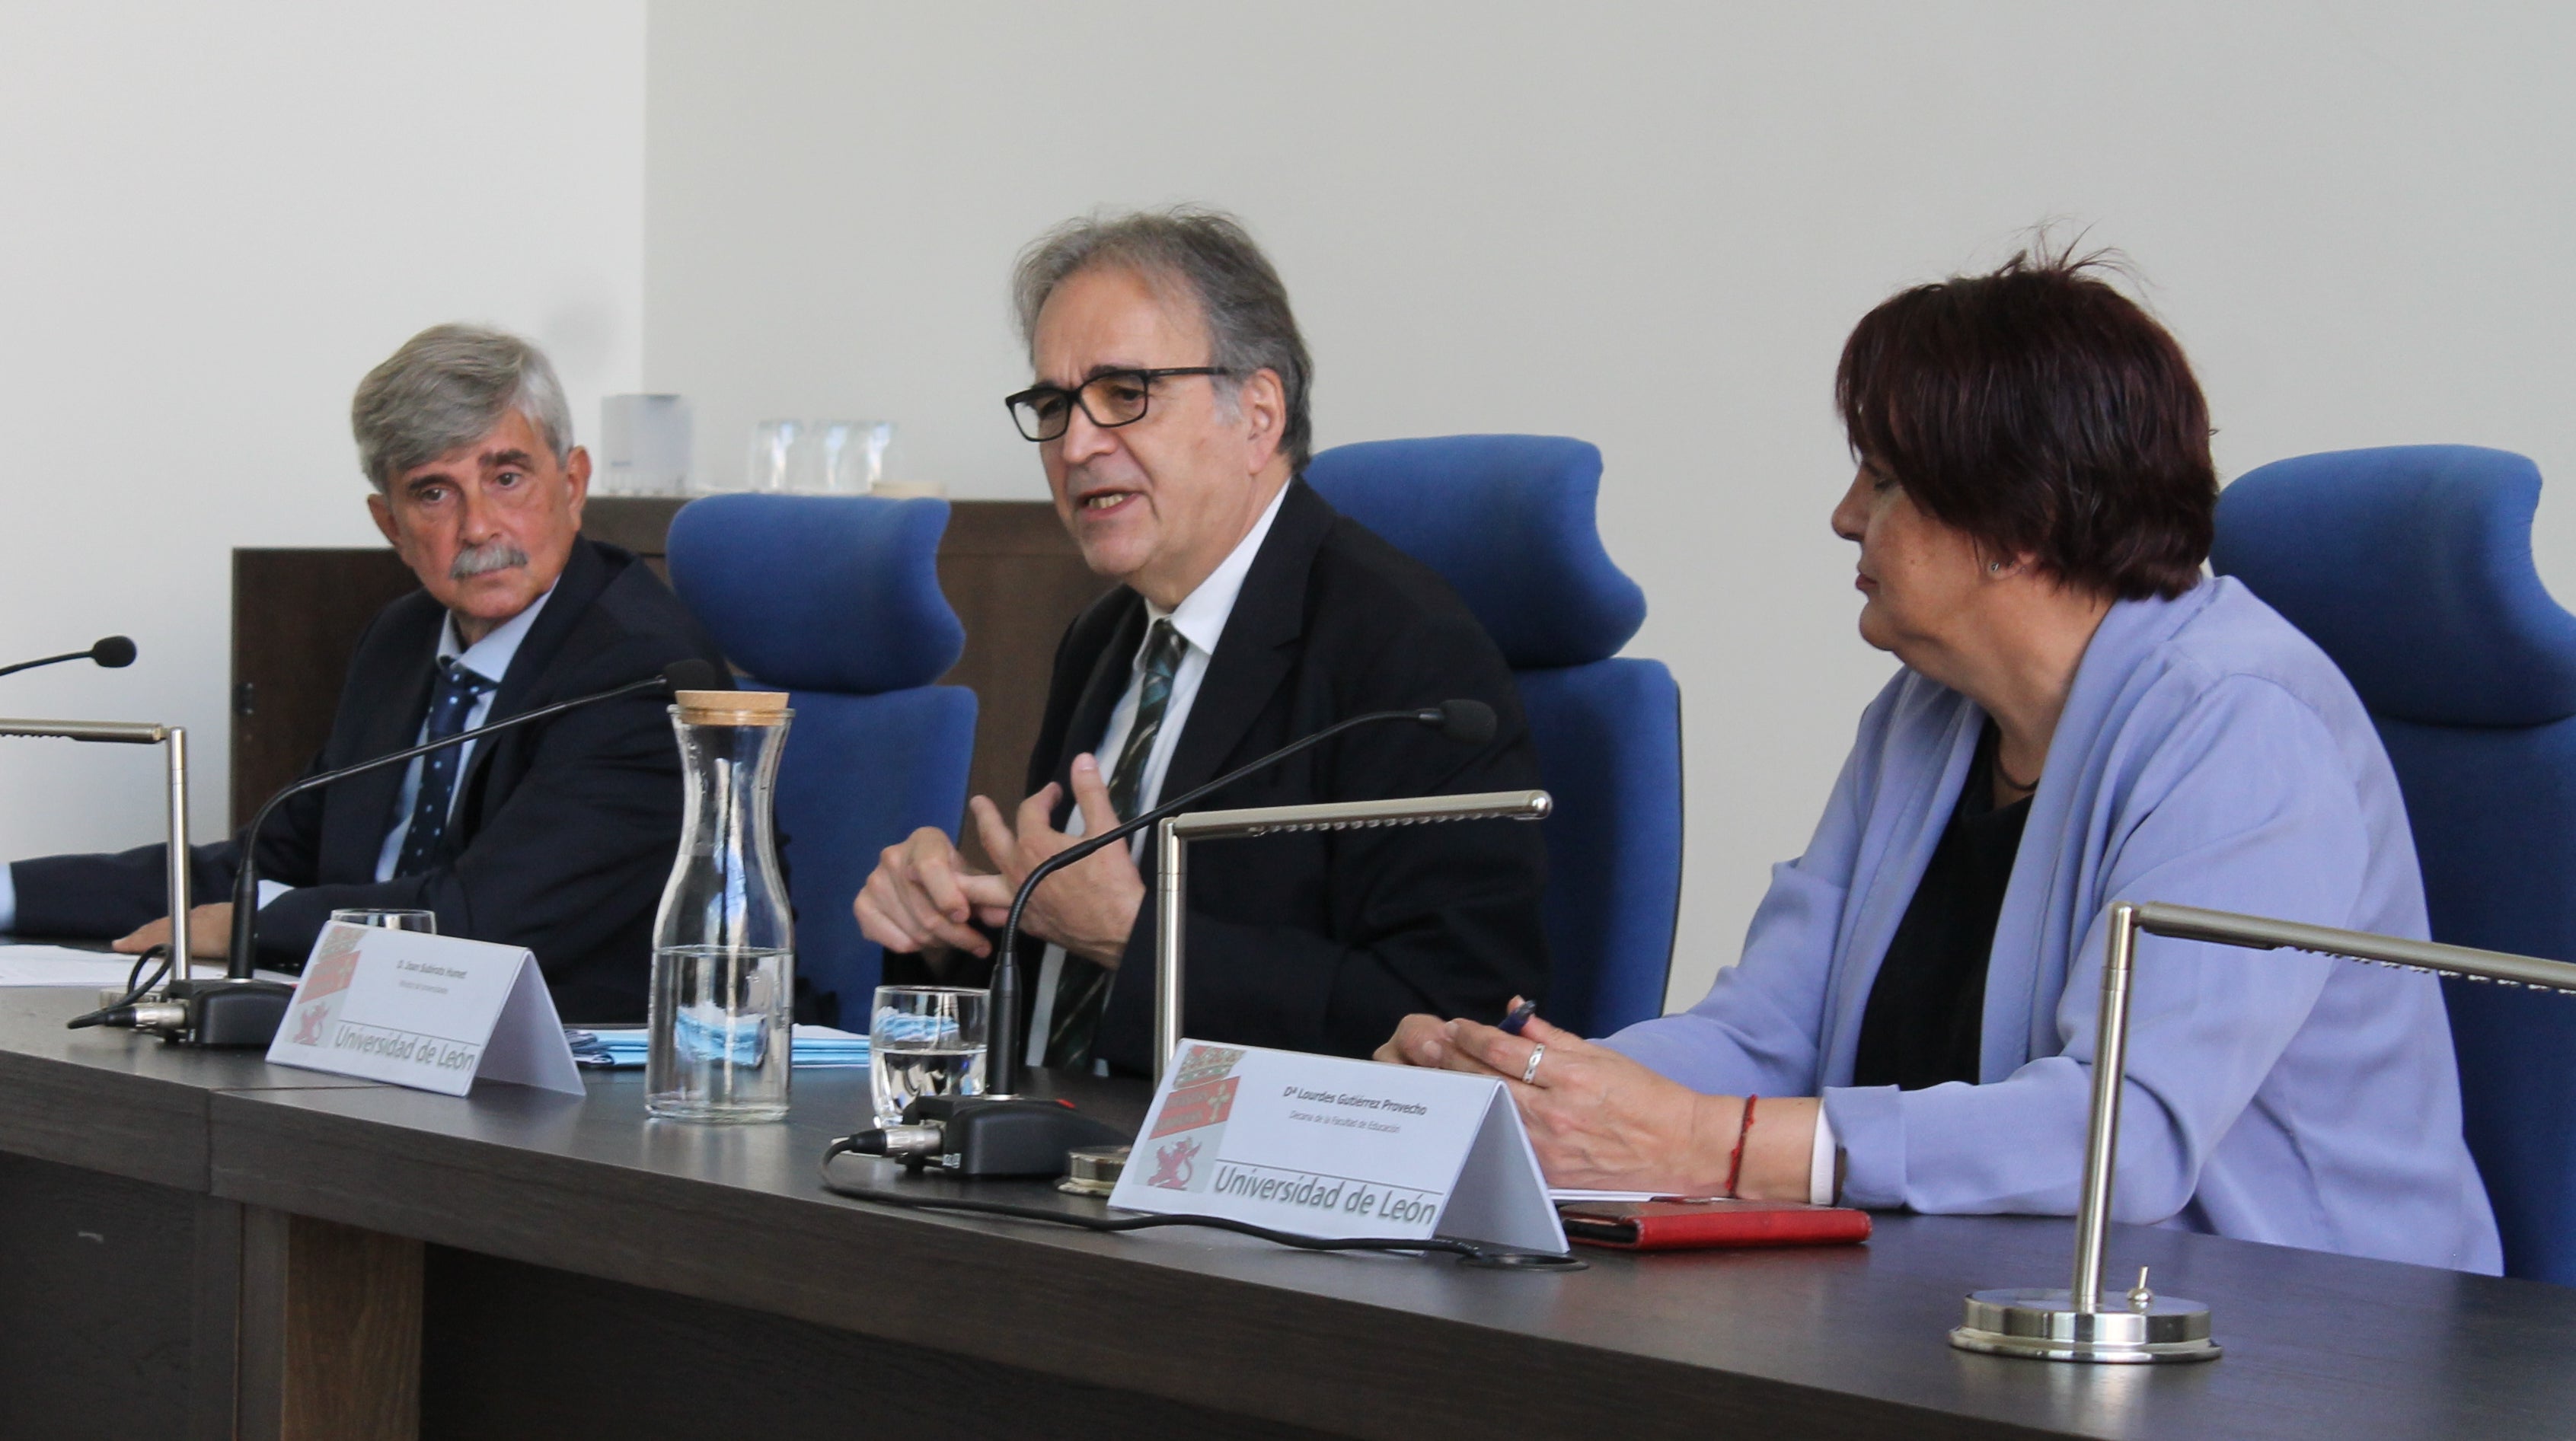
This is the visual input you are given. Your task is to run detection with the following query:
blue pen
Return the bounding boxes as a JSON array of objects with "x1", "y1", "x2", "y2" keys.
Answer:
[{"x1": 1498, "y1": 996, "x2": 1538, "y2": 1035}]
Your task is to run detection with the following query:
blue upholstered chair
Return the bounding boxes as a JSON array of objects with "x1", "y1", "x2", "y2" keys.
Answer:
[
  {"x1": 666, "y1": 494, "x2": 976, "y2": 1028},
  {"x1": 1306, "y1": 435, "x2": 1681, "y2": 1036},
  {"x1": 2211, "y1": 445, "x2": 2576, "y2": 1283}
]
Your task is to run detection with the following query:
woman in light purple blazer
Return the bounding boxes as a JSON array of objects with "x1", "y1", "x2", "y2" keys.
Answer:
[{"x1": 1383, "y1": 247, "x2": 2501, "y2": 1272}]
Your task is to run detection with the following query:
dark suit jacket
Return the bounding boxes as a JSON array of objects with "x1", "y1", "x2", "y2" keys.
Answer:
[
  {"x1": 1010, "y1": 479, "x2": 1551, "y2": 1071},
  {"x1": 14, "y1": 540, "x2": 726, "y2": 1022}
]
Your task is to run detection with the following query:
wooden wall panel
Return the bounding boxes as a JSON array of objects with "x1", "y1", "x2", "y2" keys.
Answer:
[
  {"x1": 932, "y1": 502, "x2": 1107, "y2": 850},
  {"x1": 229, "y1": 550, "x2": 419, "y2": 827},
  {"x1": 229, "y1": 499, "x2": 1104, "y2": 852}
]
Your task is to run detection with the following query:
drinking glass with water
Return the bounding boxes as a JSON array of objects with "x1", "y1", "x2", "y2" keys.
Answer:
[
  {"x1": 871, "y1": 986, "x2": 988, "y2": 1124},
  {"x1": 326, "y1": 908, "x2": 437, "y2": 934}
]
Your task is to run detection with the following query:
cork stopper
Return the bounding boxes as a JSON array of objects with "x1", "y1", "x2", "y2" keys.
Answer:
[{"x1": 674, "y1": 690, "x2": 791, "y2": 726}]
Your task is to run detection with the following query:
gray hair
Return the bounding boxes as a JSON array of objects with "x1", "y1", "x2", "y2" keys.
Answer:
[
  {"x1": 1011, "y1": 206, "x2": 1315, "y2": 473},
  {"x1": 351, "y1": 324, "x2": 573, "y2": 493}
]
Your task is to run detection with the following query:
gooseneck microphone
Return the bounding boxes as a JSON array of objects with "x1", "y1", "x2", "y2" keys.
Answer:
[
  {"x1": 830, "y1": 698, "x2": 1499, "y2": 1178},
  {"x1": 0, "y1": 636, "x2": 138, "y2": 680},
  {"x1": 983, "y1": 697, "x2": 1497, "y2": 1099},
  {"x1": 96, "y1": 657, "x2": 722, "y2": 1047},
  {"x1": 222, "y1": 656, "x2": 726, "y2": 977}
]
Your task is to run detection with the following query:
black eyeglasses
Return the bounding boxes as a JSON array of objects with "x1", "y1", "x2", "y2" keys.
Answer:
[{"x1": 1004, "y1": 367, "x2": 1233, "y2": 442}]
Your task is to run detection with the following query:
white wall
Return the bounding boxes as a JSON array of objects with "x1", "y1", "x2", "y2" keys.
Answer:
[
  {"x1": 690, "y1": 4, "x2": 2571, "y2": 1010},
  {"x1": 0, "y1": 2, "x2": 646, "y2": 860}
]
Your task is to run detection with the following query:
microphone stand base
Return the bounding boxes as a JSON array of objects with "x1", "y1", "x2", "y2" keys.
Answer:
[
  {"x1": 1949, "y1": 1288, "x2": 2220, "y2": 1363},
  {"x1": 161, "y1": 977, "x2": 295, "y2": 1048},
  {"x1": 899, "y1": 1095, "x2": 1132, "y2": 1178}
]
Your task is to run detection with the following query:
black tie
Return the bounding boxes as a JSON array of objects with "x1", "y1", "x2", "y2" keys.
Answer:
[
  {"x1": 1045, "y1": 620, "x2": 1185, "y2": 1070},
  {"x1": 394, "y1": 657, "x2": 497, "y2": 877}
]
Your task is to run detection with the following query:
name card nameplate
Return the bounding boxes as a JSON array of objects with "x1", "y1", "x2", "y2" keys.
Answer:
[
  {"x1": 1108, "y1": 1040, "x2": 1567, "y2": 1254},
  {"x1": 264, "y1": 922, "x2": 583, "y2": 1096}
]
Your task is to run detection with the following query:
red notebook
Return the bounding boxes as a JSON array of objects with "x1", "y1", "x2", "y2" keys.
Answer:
[{"x1": 1557, "y1": 1198, "x2": 1872, "y2": 1251}]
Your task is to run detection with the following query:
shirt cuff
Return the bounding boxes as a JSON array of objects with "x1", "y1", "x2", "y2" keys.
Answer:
[
  {"x1": 1808, "y1": 1101, "x2": 1839, "y2": 1205},
  {"x1": 0, "y1": 868, "x2": 277, "y2": 937},
  {"x1": 1821, "y1": 1083, "x2": 1905, "y2": 1209}
]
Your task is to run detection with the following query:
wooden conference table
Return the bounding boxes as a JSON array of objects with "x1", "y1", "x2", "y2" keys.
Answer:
[{"x1": 2, "y1": 986, "x2": 2574, "y2": 1440}]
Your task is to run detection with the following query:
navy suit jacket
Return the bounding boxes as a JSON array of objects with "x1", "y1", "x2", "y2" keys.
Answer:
[
  {"x1": 14, "y1": 539, "x2": 726, "y2": 1022},
  {"x1": 924, "y1": 479, "x2": 1552, "y2": 1070}
]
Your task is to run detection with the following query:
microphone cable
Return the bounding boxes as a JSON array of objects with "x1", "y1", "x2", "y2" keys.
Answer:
[
  {"x1": 119, "y1": 944, "x2": 174, "y2": 1004},
  {"x1": 65, "y1": 943, "x2": 174, "y2": 1029},
  {"x1": 817, "y1": 1140, "x2": 1582, "y2": 1271}
]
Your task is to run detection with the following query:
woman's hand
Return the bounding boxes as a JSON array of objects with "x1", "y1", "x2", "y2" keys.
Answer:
[
  {"x1": 1374, "y1": 1013, "x2": 1457, "y2": 1067},
  {"x1": 1435, "y1": 1013, "x2": 1740, "y2": 1193},
  {"x1": 1377, "y1": 1009, "x2": 1821, "y2": 1200}
]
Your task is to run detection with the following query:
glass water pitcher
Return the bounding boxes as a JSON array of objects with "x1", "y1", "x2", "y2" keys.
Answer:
[{"x1": 646, "y1": 688, "x2": 795, "y2": 1121}]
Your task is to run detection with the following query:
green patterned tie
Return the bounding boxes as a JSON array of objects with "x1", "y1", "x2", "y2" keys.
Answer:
[{"x1": 1044, "y1": 620, "x2": 1185, "y2": 1069}]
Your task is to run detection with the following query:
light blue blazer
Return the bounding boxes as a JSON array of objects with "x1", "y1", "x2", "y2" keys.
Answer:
[{"x1": 1610, "y1": 579, "x2": 2501, "y2": 1272}]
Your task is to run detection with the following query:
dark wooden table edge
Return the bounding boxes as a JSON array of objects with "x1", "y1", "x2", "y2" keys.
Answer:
[
  {"x1": 0, "y1": 1003, "x2": 407, "y2": 1193},
  {"x1": 24, "y1": 1017, "x2": 2546, "y2": 1441},
  {"x1": 201, "y1": 1092, "x2": 2077, "y2": 1441},
  {"x1": 0, "y1": 1044, "x2": 215, "y2": 1190}
]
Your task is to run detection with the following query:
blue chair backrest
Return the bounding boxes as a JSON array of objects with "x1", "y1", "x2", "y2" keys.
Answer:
[
  {"x1": 1306, "y1": 435, "x2": 1681, "y2": 1035},
  {"x1": 2211, "y1": 445, "x2": 2576, "y2": 1282},
  {"x1": 666, "y1": 493, "x2": 977, "y2": 1028}
]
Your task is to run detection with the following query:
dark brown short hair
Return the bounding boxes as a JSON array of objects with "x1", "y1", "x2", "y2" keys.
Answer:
[{"x1": 1834, "y1": 247, "x2": 2216, "y2": 600}]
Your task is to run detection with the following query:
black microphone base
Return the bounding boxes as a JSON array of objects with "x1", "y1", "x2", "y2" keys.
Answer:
[
  {"x1": 161, "y1": 977, "x2": 295, "y2": 1047},
  {"x1": 899, "y1": 1095, "x2": 1132, "y2": 1178}
]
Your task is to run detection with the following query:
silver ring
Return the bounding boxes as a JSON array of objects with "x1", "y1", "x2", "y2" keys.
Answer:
[{"x1": 1521, "y1": 1044, "x2": 1546, "y2": 1086}]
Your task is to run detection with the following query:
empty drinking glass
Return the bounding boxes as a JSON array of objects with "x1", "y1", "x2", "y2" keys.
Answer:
[
  {"x1": 745, "y1": 419, "x2": 803, "y2": 493},
  {"x1": 814, "y1": 421, "x2": 897, "y2": 494}
]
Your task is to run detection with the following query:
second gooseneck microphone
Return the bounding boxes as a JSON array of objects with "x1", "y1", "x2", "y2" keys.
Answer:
[
  {"x1": 0, "y1": 636, "x2": 137, "y2": 680},
  {"x1": 219, "y1": 657, "x2": 725, "y2": 980},
  {"x1": 982, "y1": 697, "x2": 1498, "y2": 1098},
  {"x1": 97, "y1": 658, "x2": 723, "y2": 1048}
]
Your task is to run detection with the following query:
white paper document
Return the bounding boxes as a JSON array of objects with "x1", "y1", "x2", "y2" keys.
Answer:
[
  {"x1": 1108, "y1": 1040, "x2": 1567, "y2": 1254},
  {"x1": 263, "y1": 923, "x2": 583, "y2": 1097},
  {"x1": 0, "y1": 944, "x2": 297, "y2": 990},
  {"x1": 0, "y1": 945, "x2": 157, "y2": 987}
]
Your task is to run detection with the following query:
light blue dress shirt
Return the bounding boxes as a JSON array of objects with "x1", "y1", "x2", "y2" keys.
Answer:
[
  {"x1": 367, "y1": 588, "x2": 552, "y2": 882},
  {"x1": 1605, "y1": 578, "x2": 2504, "y2": 1274}
]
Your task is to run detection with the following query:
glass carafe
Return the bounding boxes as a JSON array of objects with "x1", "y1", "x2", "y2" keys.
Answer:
[{"x1": 646, "y1": 689, "x2": 795, "y2": 1121}]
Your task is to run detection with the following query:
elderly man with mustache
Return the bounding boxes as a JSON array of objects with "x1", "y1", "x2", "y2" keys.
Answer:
[{"x1": 4, "y1": 325, "x2": 727, "y2": 1021}]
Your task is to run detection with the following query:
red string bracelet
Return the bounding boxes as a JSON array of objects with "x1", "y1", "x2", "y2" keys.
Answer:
[{"x1": 1723, "y1": 1095, "x2": 1759, "y2": 1198}]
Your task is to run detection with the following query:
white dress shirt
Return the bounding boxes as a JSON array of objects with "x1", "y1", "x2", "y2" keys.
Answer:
[
  {"x1": 1809, "y1": 1106, "x2": 1837, "y2": 1204},
  {"x1": 1023, "y1": 484, "x2": 1288, "y2": 1068}
]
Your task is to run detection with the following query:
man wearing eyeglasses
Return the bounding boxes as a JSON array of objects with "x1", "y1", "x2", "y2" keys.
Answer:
[{"x1": 854, "y1": 207, "x2": 1550, "y2": 1074}]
